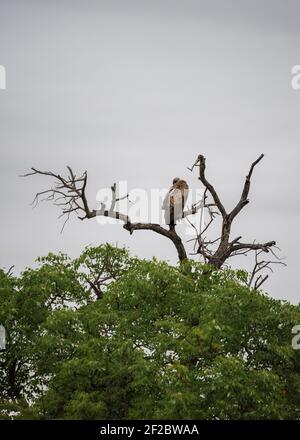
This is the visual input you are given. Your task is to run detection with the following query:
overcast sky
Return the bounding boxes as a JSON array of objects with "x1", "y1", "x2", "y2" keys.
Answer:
[{"x1": 0, "y1": 0, "x2": 300, "y2": 303}]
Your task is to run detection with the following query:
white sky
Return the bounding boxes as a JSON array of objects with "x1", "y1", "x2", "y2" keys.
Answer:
[{"x1": 1, "y1": 0, "x2": 300, "y2": 303}]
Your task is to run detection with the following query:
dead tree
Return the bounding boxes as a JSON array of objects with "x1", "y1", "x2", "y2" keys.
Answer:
[
  {"x1": 247, "y1": 250, "x2": 286, "y2": 290},
  {"x1": 188, "y1": 154, "x2": 278, "y2": 269},
  {"x1": 23, "y1": 166, "x2": 201, "y2": 262},
  {"x1": 24, "y1": 154, "x2": 280, "y2": 278}
]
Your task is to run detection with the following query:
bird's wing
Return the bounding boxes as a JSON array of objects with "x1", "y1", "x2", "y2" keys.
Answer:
[
  {"x1": 168, "y1": 188, "x2": 178, "y2": 208},
  {"x1": 176, "y1": 181, "x2": 189, "y2": 208},
  {"x1": 162, "y1": 184, "x2": 175, "y2": 209},
  {"x1": 182, "y1": 187, "x2": 189, "y2": 207},
  {"x1": 162, "y1": 190, "x2": 170, "y2": 209}
]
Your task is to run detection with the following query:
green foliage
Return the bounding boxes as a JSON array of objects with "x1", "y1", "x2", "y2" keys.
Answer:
[{"x1": 0, "y1": 245, "x2": 299, "y2": 419}]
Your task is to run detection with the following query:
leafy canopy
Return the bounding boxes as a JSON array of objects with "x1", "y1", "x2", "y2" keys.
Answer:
[{"x1": 0, "y1": 244, "x2": 299, "y2": 419}]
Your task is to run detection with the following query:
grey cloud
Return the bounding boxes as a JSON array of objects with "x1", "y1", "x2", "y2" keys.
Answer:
[{"x1": 0, "y1": 0, "x2": 299, "y2": 303}]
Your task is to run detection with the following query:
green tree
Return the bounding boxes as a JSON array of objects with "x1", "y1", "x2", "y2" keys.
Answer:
[{"x1": 0, "y1": 245, "x2": 299, "y2": 419}]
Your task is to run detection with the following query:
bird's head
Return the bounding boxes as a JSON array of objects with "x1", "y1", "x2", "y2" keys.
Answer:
[{"x1": 172, "y1": 177, "x2": 180, "y2": 185}]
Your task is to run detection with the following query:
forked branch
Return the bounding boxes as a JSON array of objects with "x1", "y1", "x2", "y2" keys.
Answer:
[
  {"x1": 25, "y1": 153, "x2": 281, "y2": 275},
  {"x1": 247, "y1": 249, "x2": 286, "y2": 290},
  {"x1": 24, "y1": 167, "x2": 195, "y2": 261},
  {"x1": 188, "y1": 154, "x2": 277, "y2": 268}
]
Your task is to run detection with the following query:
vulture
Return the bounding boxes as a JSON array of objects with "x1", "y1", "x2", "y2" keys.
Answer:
[{"x1": 162, "y1": 177, "x2": 189, "y2": 226}]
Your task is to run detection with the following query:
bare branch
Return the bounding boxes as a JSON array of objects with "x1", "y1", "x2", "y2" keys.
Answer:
[
  {"x1": 196, "y1": 155, "x2": 227, "y2": 218},
  {"x1": 25, "y1": 153, "x2": 280, "y2": 272},
  {"x1": 188, "y1": 154, "x2": 278, "y2": 269},
  {"x1": 123, "y1": 222, "x2": 187, "y2": 261},
  {"x1": 5, "y1": 265, "x2": 14, "y2": 277},
  {"x1": 25, "y1": 166, "x2": 188, "y2": 262},
  {"x1": 23, "y1": 167, "x2": 93, "y2": 224},
  {"x1": 231, "y1": 240, "x2": 276, "y2": 254},
  {"x1": 247, "y1": 249, "x2": 286, "y2": 290},
  {"x1": 229, "y1": 154, "x2": 264, "y2": 221}
]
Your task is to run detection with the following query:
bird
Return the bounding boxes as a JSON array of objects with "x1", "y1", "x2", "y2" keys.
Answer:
[{"x1": 162, "y1": 177, "x2": 189, "y2": 227}]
